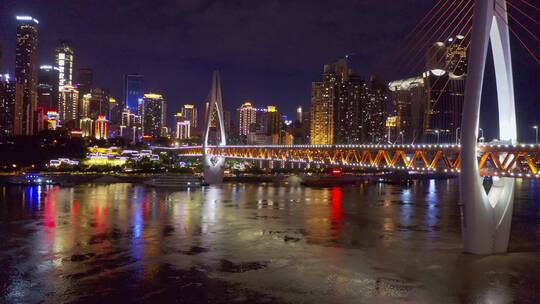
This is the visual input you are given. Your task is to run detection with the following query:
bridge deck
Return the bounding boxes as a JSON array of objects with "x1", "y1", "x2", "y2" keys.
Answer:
[{"x1": 166, "y1": 144, "x2": 540, "y2": 178}]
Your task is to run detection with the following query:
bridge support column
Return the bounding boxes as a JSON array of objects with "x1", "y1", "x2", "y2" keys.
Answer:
[
  {"x1": 203, "y1": 154, "x2": 226, "y2": 184},
  {"x1": 202, "y1": 71, "x2": 227, "y2": 184},
  {"x1": 461, "y1": 0, "x2": 517, "y2": 254}
]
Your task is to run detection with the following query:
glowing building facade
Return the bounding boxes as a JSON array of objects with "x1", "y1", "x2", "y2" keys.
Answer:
[
  {"x1": 124, "y1": 74, "x2": 144, "y2": 111},
  {"x1": 55, "y1": 41, "x2": 74, "y2": 87},
  {"x1": 140, "y1": 93, "x2": 166, "y2": 138},
  {"x1": 15, "y1": 16, "x2": 39, "y2": 135},
  {"x1": 0, "y1": 74, "x2": 23, "y2": 136},
  {"x1": 94, "y1": 115, "x2": 108, "y2": 139},
  {"x1": 237, "y1": 101, "x2": 256, "y2": 136},
  {"x1": 181, "y1": 104, "x2": 197, "y2": 129}
]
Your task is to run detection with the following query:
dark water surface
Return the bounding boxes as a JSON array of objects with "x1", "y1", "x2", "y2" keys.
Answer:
[{"x1": 1, "y1": 179, "x2": 540, "y2": 303}]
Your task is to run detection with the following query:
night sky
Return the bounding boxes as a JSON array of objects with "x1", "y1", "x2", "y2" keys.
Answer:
[{"x1": 1, "y1": 0, "x2": 539, "y2": 141}]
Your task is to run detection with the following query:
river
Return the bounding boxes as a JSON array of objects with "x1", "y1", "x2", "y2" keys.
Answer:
[{"x1": 1, "y1": 179, "x2": 540, "y2": 303}]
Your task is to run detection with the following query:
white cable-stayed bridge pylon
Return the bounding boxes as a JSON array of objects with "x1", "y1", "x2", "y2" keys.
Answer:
[
  {"x1": 461, "y1": 0, "x2": 517, "y2": 254},
  {"x1": 202, "y1": 70, "x2": 227, "y2": 184}
]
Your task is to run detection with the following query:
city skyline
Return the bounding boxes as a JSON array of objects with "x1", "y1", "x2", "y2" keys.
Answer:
[{"x1": 1, "y1": 1, "x2": 539, "y2": 141}]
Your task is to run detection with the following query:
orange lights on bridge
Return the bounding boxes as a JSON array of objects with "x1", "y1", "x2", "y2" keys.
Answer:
[{"x1": 174, "y1": 144, "x2": 540, "y2": 178}]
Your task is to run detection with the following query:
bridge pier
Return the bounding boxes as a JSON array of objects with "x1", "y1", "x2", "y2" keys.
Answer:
[
  {"x1": 461, "y1": 0, "x2": 517, "y2": 254},
  {"x1": 202, "y1": 71, "x2": 227, "y2": 185},
  {"x1": 203, "y1": 154, "x2": 226, "y2": 184}
]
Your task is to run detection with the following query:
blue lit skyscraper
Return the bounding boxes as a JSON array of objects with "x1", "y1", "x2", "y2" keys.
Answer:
[{"x1": 124, "y1": 74, "x2": 144, "y2": 111}]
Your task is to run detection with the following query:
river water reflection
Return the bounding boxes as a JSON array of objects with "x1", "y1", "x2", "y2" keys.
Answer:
[{"x1": 1, "y1": 179, "x2": 540, "y2": 303}]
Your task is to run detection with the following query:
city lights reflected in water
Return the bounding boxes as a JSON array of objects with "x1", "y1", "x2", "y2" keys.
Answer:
[{"x1": 0, "y1": 180, "x2": 539, "y2": 303}]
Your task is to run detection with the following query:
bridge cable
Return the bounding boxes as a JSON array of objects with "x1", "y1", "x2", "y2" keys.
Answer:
[
  {"x1": 372, "y1": 0, "x2": 450, "y2": 77},
  {"x1": 395, "y1": 0, "x2": 462, "y2": 75},
  {"x1": 517, "y1": 0, "x2": 540, "y2": 14},
  {"x1": 399, "y1": 0, "x2": 473, "y2": 77},
  {"x1": 506, "y1": 0, "x2": 540, "y2": 28},
  {"x1": 425, "y1": 30, "x2": 472, "y2": 112},
  {"x1": 408, "y1": 5, "x2": 474, "y2": 77},
  {"x1": 494, "y1": 9, "x2": 540, "y2": 65}
]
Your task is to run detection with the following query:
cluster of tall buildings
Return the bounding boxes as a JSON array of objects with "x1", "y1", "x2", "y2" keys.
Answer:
[
  {"x1": 388, "y1": 35, "x2": 467, "y2": 144},
  {"x1": 234, "y1": 102, "x2": 300, "y2": 145},
  {"x1": 0, "y1": 15, "x2": 187, "y2": 143},
  {"x1": 310, "y1": 59, "x2": 387, "y2": 145},
  {"x1": 309, "y1": 36, "x2": 468, "y2": 145},
  {"x1": 0, "y1": 15, "x2": 467, "y2": 147}
]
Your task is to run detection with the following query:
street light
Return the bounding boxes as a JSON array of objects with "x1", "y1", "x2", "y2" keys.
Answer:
[
  {"x1": 478, "y1": 128, "x2": 484, "y2": 143},
  {"x1": 456, "y1": 127, "x2": 461, "y2": 144},
  {"x1": 534, "y1": 125, "x2": 538, "y2": 144},
  {"x1": 400, "y1": 131, "x2": 404, "y2": 144},
  {"x1": 435, "y1": 130, "x2": 440, "y2": 144}
]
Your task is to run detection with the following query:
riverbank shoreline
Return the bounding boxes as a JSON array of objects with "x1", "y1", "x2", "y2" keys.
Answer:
[{"x1": 0, "y1": 171, "x2": 458, "y2": 187}]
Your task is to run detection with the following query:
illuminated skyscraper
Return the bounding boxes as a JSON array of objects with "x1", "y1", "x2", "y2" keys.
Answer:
[
  {"x1": 58, "y1": 85, "x2": 79, "y2": 125},
  {"x1": 124, "y1": 74, "x2": 144, "y2": 110},
  {"x1": 237, "y1": 101, "x2": 256, "y2": 136},
  {"x1": 310, "y1": 59, "x2": 349, "y2": 144},
  {"x1": 55, "y1": 40, "x2": 74, "y2": 87},
  {"x1": 0, "y1": 74, "x2": 23, "y2": 136},
  {"x1": 365, "y1": 75, "x2": 388, "y2": 144},
  {"x1": 15, "y1": 16, "x2": 39, "y2": 135},
  {"x1": 181, "y1": 104, "x2": 197, "y2": 129},
  {"x1": 140, "y1": 93, "x2": 166, "y2": 138}
]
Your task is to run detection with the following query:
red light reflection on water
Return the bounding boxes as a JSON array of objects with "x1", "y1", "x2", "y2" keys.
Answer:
[
  {"x1": 43, "y1": 188, "x2": 58, "y2": 228},
  {"x1": 330, "y1": 186, "x2": 343, "y2": 237}
]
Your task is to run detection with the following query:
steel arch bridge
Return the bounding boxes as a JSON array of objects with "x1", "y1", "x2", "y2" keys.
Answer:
[{"x1": 173, "y1": 143, "x2": 540, "y2": 178}]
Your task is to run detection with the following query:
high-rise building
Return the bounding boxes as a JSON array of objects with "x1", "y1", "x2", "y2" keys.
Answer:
[
  {"x1": 310, "y1": 59, "x2": 368, "y2": 144},
  {"x1": 37, "y1": 65, "x2": 60, "y2": 111},
  {"x1": 124, "y1": 74, "x2": 144, "y2": 110},
  {"x1": 0, "y1": 74, "x2": 23, "y2": 136},
  {"x1": 55, "y1": 40, "x2": 74, "y2": 87},
  {"x1": 109, "y1": 97, "x2": 120, "y2": 124},
  {"x1": 77, "y1": 68, "x2": 93, "y2": 94},
  {"x1": 86, "y1": 88, "x2": 109, "y2": 120},
  {"x1": 310, "y1": 81, "x2": 334, "y2": 145},
  {"x1": 386, "y1": 36, "x2": 468, "y2": 144},
  {"x1": 58, "y1": 85, "x2": 79, "y2": 125},
  {"x1": 388, "y1": 76, "x2": 427, "y2": 143},
  {"x1": 237, "y1": 101, "x2": 256, "y2": 136},
  {"x1": 266, "y1": 105, "x2": 281, "y2": 136},
  {"x1": 15, "y1": 16, "x2": 39, "y2": 135},
  {"x1": 365, "y1": 75, "x2": 388, "y2": 144},
  {"x1": 80, "y1": 93, "x2": 91, "y2": 118},
  {"x1": 80, "y1": 117, "x2": 93, "y2": 137},
  {"x1": 36, "y1": 66, "x2": 60, "y2": 132},
  {"x1": 181, "y1": 104, "x2": 197, "y2": 129},
  {"x1": 140, "y1": 93, "x2": 166, "y2": 139},
  {"x1": 77, "y1": 68, "x2": 93, "y2": 109},
  {"x1": 94, "y1": 115, "x2": 108, "y2": 139}
]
